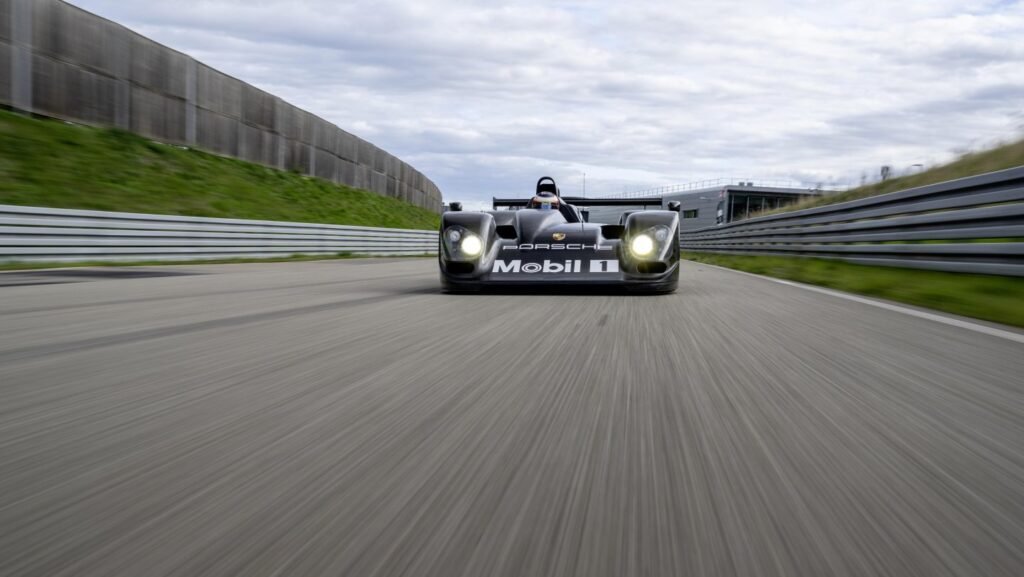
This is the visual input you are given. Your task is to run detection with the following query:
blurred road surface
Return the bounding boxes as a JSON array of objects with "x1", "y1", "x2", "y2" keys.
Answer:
[{"x1": 1, "y1": 258, "x2": 1022, "y2": 576}]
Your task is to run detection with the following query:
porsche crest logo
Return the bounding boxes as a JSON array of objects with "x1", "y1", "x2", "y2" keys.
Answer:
[{"x1": 552, "y1": 233, "x2": 566, "y2": 241}]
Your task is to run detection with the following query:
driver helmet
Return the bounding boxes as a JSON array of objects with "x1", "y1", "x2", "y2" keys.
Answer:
[{"x1": 529, "y1": 192, "x2": 560, "y2": 211}]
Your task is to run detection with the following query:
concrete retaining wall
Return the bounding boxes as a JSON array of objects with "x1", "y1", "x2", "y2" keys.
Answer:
[{"x1": 0, "y1": 0, "x2": 442, "y2": 212}]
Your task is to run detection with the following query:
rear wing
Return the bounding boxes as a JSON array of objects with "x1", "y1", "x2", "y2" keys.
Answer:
[{"x1": 492, "y1": 196, "x2": 666, "y2": 209}]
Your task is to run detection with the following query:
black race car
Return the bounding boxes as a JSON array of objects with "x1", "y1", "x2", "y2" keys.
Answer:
[{"x1": 439, "y1": 177, "x2": 681, "y2": 292}]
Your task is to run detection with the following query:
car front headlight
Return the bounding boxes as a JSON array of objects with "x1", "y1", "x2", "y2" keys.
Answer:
[
  {"x1": 443, "y1": 225, "x2": 484, "y2": 260},
  {"x1": 631, "y1": 234, "x2": 654, "y2": 257},
  {"x1": 629, "y1": 225, "x2": 673, "y2": 259},
  {"x1": 460, "y1": 234, "x2": 483, "y2": 257}
]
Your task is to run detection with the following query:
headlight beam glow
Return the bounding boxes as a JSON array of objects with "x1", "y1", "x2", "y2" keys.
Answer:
[
  {"x1": 460, "y1": 234, "x2": 483, "y2": 257},
  {"x1": 631, "y1": 234, "x2": 654, "y2": 257}
]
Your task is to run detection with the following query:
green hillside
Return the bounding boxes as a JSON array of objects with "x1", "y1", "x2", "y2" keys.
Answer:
[
  {"x1": 769, "y1": 138, "x2": 1024, "y2": 215},
  {"x1": 0, "y1": 109, "x2": 440, "y2": 230}
]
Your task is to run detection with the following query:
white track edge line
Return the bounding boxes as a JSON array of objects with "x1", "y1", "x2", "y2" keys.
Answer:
[{"x1": 692, "y1": 262, "x2": 1024, "y2": 345}]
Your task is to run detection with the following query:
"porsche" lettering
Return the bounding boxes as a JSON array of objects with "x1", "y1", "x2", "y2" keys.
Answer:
[
  {"x1": 491, "y1": 260, "x2": 619, "y2": 274},
  {"x1": 503, "y1": 244, "x2": 613, "y2": 251}
]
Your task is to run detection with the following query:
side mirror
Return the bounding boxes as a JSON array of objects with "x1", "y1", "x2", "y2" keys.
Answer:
[
  {"x1": 667, "y1": 201, "x2": 681, "y2": 212},
  {"x1": 448, "y1": 202, "x2": 462, "y2": 212}
]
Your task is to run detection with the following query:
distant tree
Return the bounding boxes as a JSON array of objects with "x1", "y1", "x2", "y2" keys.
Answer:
[{"x1": 880, "y1": 165, "x2": 891, "y2": 180}]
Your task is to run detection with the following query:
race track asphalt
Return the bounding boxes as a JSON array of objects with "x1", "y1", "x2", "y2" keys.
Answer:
[{"x1": 1, "y1": 258, "x2": 1022, "y2": 577}]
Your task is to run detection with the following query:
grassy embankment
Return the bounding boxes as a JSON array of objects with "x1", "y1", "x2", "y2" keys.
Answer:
[
  {"x1": 0, "y1": 109, "x2": 440, "y2": 230},
  {"x1": 762, "y1": 138, "x2": 1024, "y2": 215},
  {"x1": 683, "y1": 139, "x2": 1024, "y2": 327}
]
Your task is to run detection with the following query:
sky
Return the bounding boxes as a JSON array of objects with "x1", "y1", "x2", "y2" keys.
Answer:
[{"x1": 73, "y1": 0, "x2": 1024, "y2": 206}]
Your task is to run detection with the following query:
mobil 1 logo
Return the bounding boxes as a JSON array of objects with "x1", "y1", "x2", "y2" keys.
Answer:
[{"x1": 491, "y1": 259, "x2": 619, "y2": 274}]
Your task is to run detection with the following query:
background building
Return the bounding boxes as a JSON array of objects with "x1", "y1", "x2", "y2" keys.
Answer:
[{"x1": 503, "y1": 183, "x2": 826, "y2": 231}]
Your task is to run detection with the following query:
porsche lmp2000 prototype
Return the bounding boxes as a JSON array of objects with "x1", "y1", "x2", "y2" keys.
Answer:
[{"x1": 439, "y1": 177, "x2": 681, "y2": 292}]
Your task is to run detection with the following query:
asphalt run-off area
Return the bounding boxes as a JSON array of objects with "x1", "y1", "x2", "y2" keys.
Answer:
[{"x1": 1, "y1": 258, "x2": 1022, "y2": 577}]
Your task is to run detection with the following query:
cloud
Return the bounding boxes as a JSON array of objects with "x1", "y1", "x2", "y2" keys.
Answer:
[{"x1": 70, "y1": 0, "x2": 1024, "y2": 202}]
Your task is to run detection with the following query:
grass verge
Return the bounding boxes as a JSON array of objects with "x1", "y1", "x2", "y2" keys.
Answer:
[
  {"x1": 0, "y1": 109, "x2": 440, "y2": 230},
  {"x1": 0, "y1": 252, "x2": 435, "y2": 272},
  {"x1": 682, "y1": 252, "x2": 1024, "y2": 328}
]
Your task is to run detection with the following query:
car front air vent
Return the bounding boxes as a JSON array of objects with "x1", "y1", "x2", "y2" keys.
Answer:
[
  {"x1": 445, "y1": 261, "x2": 475, "y2": 274},
  {"x1": 601, "y1": 225, "x2": 625, "y2": 239},
  {"x1": 637, "y1": 262, "x2": 668, "y2": 274},
  {"x1": 495, "y1": 225, "x2": 517, "y2": 239}
]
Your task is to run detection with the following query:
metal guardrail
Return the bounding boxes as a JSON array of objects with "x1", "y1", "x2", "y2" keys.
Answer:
[
  {"x1": 679, "y1": 167, "x2": 1024, "y2": 276},
  {"x1": 0, "y1": 205, "x2": 438, "y2": 263}
]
